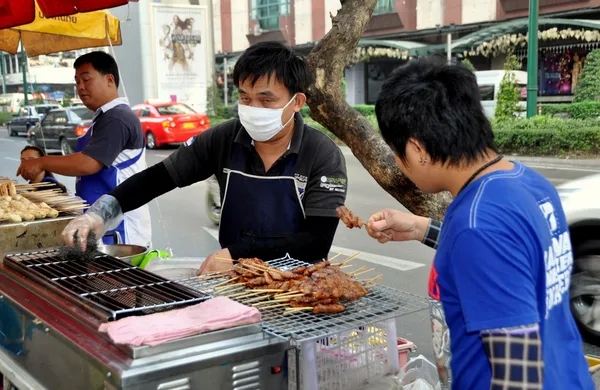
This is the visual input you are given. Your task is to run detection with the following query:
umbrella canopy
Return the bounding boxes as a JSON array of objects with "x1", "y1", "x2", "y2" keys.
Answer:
[
  {"x1": 0, "y1": 0, "x2": 137, "y2": 29},
  {"x1": 0, "y1": 4, "x2": 122, "y2": 57}
]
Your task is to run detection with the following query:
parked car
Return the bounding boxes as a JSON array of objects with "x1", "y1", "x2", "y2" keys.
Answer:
[
  {"x1": 475, "y1": 70, "x2": 528, "y2": 118},
  {"x1": 7, "y1": 106, "x2": 40, "y2": 136},
  {"x1": 33, "y1": 104, "x2": 61, "y2": 120},
  {"x1": 556, "y1": 174, "x2": 600, "y2": 345},
  {"x1": 26, "y1": 107, "x2": 93, "y2": 155},
  {"x1": 131, "y1": 101, "x2": 210, "y2": 149}
]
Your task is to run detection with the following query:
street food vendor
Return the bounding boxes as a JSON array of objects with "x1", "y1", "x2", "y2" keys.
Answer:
[
  {"x1": 365, "y1": 57, "x2": 593, "y2": 390},
  {"x1": 61, "y1": 42, "x2": 348, "y2": 274},
  {"x1": 16, "y1": 51, "x2": 151, "y2": 247}
]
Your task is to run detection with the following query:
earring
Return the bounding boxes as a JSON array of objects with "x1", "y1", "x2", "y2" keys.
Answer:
[{"x1": 419, "y1": 158, "x2": 428, "y2": 164}]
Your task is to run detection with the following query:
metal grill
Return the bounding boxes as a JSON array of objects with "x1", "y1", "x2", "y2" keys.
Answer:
[
  {"x1": 4, "y1": 249, "x2": 207, "y2": 321},
  {"x1": 177, "y1": 255, "x2": 429, "y2": 343}
]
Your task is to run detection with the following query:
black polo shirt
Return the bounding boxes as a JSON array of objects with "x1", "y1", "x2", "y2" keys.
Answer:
[{"x1": 163, "y1": 113, "x2": 347, "y2": 218}]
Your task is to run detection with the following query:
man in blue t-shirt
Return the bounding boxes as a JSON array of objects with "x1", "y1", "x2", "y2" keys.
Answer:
[{"x1": 366, "y1": 57, "x2": 593, "y2": 390}]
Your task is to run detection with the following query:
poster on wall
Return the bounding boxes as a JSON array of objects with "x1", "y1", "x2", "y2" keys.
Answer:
[{"x1": 151, "y1": 4, "x2": 207, "y2": 113}]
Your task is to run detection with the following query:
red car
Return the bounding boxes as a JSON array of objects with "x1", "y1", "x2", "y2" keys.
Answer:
[{"x1": 131, "y1": 101, "x2": 210, "y2": 149}]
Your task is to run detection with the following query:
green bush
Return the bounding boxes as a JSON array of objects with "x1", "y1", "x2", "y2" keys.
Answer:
[
  {"x1": 540, "y1": 101, "x2": 600, "y2": 119},
  {"x1": 495, "y1": 54, "x2": 522, "y2": 121},
  {"x1": 574, "y1": 49, "x2": 600, "y2": 103},
  {"x1": 0, "y1": 111, "x2": 13, "y2": 125},
  {"x1": 494, "y1": 117, "x2": 600, "y2": 156}
]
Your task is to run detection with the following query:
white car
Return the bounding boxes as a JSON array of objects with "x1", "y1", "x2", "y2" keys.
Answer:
[{"x1": 557, "y1": 174, "x2": 600, "y2": 344}]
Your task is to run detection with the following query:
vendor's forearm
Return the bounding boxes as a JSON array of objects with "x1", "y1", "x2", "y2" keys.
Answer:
[
  {"x1": 228, "y1": 216, "x2": 339, "y2": 263},
  {"x1": 109, "y1": 162, "x2": 176, "y2": 213},
  {"x1": 40, "y1": 153, "x2": 103, "y2": 177}
]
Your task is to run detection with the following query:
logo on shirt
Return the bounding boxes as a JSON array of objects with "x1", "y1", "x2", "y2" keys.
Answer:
[
  {"x1": 184, "y1": 136, "x2": 195, "y2": 147},
  {"x1": 319, "y1": 176, "x2": 347, "y2": 193},
  {"x1": 539, "y1": 201, "x2": 558, "y2": 232},
  {"x1": 295, "y1": 174, "x2": 307, "y2": 200},
  {"x1": 540, "y1": 200, "x2": 573, "y2": 319}
]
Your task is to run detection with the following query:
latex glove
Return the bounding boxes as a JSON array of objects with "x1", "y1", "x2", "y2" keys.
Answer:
[
  {"x1": 366, "y1": 208, "x2": 431, "y2": 244},
  {"x1": 61, "y1": 195, "x2": 124, "y2": 251},
  {"x1": 198, "y1": 248, "x2": 234, "y2": 275}
]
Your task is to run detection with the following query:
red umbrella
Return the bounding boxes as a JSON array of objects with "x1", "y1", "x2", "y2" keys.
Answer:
[{"x1": 0, "y1": 0, "x2": 138, "y2": 30}]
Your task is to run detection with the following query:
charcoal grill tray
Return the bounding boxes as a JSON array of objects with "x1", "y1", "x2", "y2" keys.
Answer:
[{"x1": 4, "y1": 249, "x2": 207, "y2": 322}]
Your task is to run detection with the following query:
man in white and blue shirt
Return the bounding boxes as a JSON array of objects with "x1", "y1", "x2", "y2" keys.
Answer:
[{"x1": 17, "y1": 51, "x2": 151, "y2": 247}]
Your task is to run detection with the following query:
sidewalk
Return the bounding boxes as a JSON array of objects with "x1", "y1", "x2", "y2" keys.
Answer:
[{"x1": 339, "y1": 146, "x2": 600, "y2": 172}]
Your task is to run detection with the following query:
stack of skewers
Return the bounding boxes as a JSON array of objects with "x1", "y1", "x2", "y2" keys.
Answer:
[
  {"x1": 0, "y1": 178, "x2": 89, "y2": 223},
  {"x1": 198, "y1": 254, "x2": 382, "y2": 315}
]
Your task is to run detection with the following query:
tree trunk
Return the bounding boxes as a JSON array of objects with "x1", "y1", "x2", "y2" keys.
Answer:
[{"x1": 306, "y1": 0, "x2": 451, "y2": 221}]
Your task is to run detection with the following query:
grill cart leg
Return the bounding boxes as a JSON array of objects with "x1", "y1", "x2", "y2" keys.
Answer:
[
  {"x1": 385, "y1": 319, "x2": 400, "y2": 372},
  {"x1": 300, "y1": 340, "x2": 318, "y2": 390}
]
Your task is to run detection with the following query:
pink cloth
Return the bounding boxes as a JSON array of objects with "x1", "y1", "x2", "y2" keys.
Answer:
[{"x1": 98, "y1": 296, "x2": 261, "y2": 346}]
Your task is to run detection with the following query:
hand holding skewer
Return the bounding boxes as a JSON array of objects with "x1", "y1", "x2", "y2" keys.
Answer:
[{"x1": 366, "y1": 209, "x2": 431, "y2": 244}]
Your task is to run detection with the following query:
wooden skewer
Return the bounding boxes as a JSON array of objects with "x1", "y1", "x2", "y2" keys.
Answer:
[
  {"x1": 348, "y1": 265, "x2": 367, "y2": 275},
  {"x1": 214, "y1": 282, "x2": 245, "y2": 292},
  {"x1": 340, "y1": 252, "x2": 361, "y2": 265},
  {"x1": 362, "y1": 274, "x2": 383, "y2": 283},
  {"x1": 239, "y1": 265, "x2": 262, "y2": 276},
  {"x1": 250, "y1": 289, "x2": 285, "y2": 293},
  {"x1": 242, "y1": 294, "x2": 275, "y2": 304},
  {"x1": 212, "y1": 277, "x2": 238, "y2": 287},
  {"x1": 215, "y1": 285, "x2": 246, "y2": 294},
  {"x1": 259, "y1": 303, "x2": 291, "y2": 310},
  {"x1": 353, "y1": 268, "x2": 375, "y2": 277},
  {"x1": 327, "y1": 253, "x2": 342, "y2": 262},
  {"x1": 243, "y1": 262, "x2": 284, "y2": 275},
  {"x1": 226, "y1": 290, "x2": 265, "y2": 299},
  {"x1": 214, "y1": 257, "x2": 236, "y2": 262},
  {"x1": 364, "y1": 283, "x2": 378, "y2": 289},
  {"x1": 253, "y1": 294, "x2": 306, "y2": 306},
  {"x1": 284, "y1": 307, "x2": 314, "y2": 314},
  {"x1": 274, "y1": 290, "x2": 302, "y2": 298},
  {"x1": 340, "y1": 264, "x2": 353, "y2": 269},
  {"x1": 214, "y1": 258, "x2": 236, "y2": 263}
]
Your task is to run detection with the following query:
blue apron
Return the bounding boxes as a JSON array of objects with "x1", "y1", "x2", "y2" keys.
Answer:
[
  {"x1": 219, "y1": 144, "x2": 305, "y2": 250},
  {"x1": 75, "y1": 122, "x2": 144, "y2": 245}
]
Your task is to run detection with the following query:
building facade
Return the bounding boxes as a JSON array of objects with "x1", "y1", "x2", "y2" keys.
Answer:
[{"x1": 214, "y1": 0, "x2": 600, "y2": 104}]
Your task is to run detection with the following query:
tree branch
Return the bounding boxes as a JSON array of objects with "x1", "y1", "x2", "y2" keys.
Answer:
[{"x1": 306, "y1": 0, "x2": 451, "y2": 220}]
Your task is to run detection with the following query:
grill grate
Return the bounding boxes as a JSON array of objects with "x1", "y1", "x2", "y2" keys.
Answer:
[
  {"x1": 4, "y1": 249, "x2": 207, "y2": 321},
  {"x1": 177, "y1": 255, "x2": 429, "y2": 343}
]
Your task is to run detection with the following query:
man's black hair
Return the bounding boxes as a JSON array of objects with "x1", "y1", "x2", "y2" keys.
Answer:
[
  {"x1": 74, "y1": 51, "x2": 120, "y2": 88},
  {"x1": 375, "y1": 56, "x2": 497, "y2": 167},
  {"x1": 233, "y1": 42, "x2": 312, "y2": 96}
]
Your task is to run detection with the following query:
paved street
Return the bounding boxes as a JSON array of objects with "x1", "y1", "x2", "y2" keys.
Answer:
[{"x1": 2, "y1": 127, "x2": 599, "y2": 362}]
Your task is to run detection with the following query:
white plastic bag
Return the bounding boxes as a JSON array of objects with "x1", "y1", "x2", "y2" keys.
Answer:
[
  {"x1": 403, "y1": 378, "x2": 434, "y2": 390},
  {"x1": 399, "y1": 355, "x2": 439, "y2": 389}
]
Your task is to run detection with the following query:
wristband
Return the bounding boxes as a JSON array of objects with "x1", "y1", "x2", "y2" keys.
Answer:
[{"x1": 422, "y1": 219, "x2": 442, "y2": 249}]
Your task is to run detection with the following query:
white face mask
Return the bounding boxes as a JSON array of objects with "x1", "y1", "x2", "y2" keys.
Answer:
[{"x1": 238, "y1": 94, "x2": 297, "y2": 142}]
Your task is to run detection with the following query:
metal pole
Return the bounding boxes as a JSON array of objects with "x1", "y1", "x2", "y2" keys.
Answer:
[
  {"x1": 447, "y1": 32, "x2": 452, "y2": 65},
  {"x1": 223, "y1": 57, "x2": 228, "y2": 106},
  {"x1": 526, "y1": 0, "x2": 539, "y2": 118},
  {"x1": 0, "y1": 53, "x2": 6, "y2": 95},
  {"x1": 20, "y1": 50, "x2": 28, "y2": 106}
]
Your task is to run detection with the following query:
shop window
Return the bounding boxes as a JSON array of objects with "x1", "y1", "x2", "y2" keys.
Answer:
[
  {"x1": 374, "y1": 0, "x2": 395, "y2": 15},
  {"x1": 479, "y1": 85, "x2": 495, "y2": 101},
  {"x1": 251, "y1": 0, "x2": 290, "y2": 31}
]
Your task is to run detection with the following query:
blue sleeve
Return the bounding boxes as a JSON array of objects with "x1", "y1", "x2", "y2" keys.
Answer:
[{"x1": 450, "y1": 228, "x2": 540, "y2": 333}]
